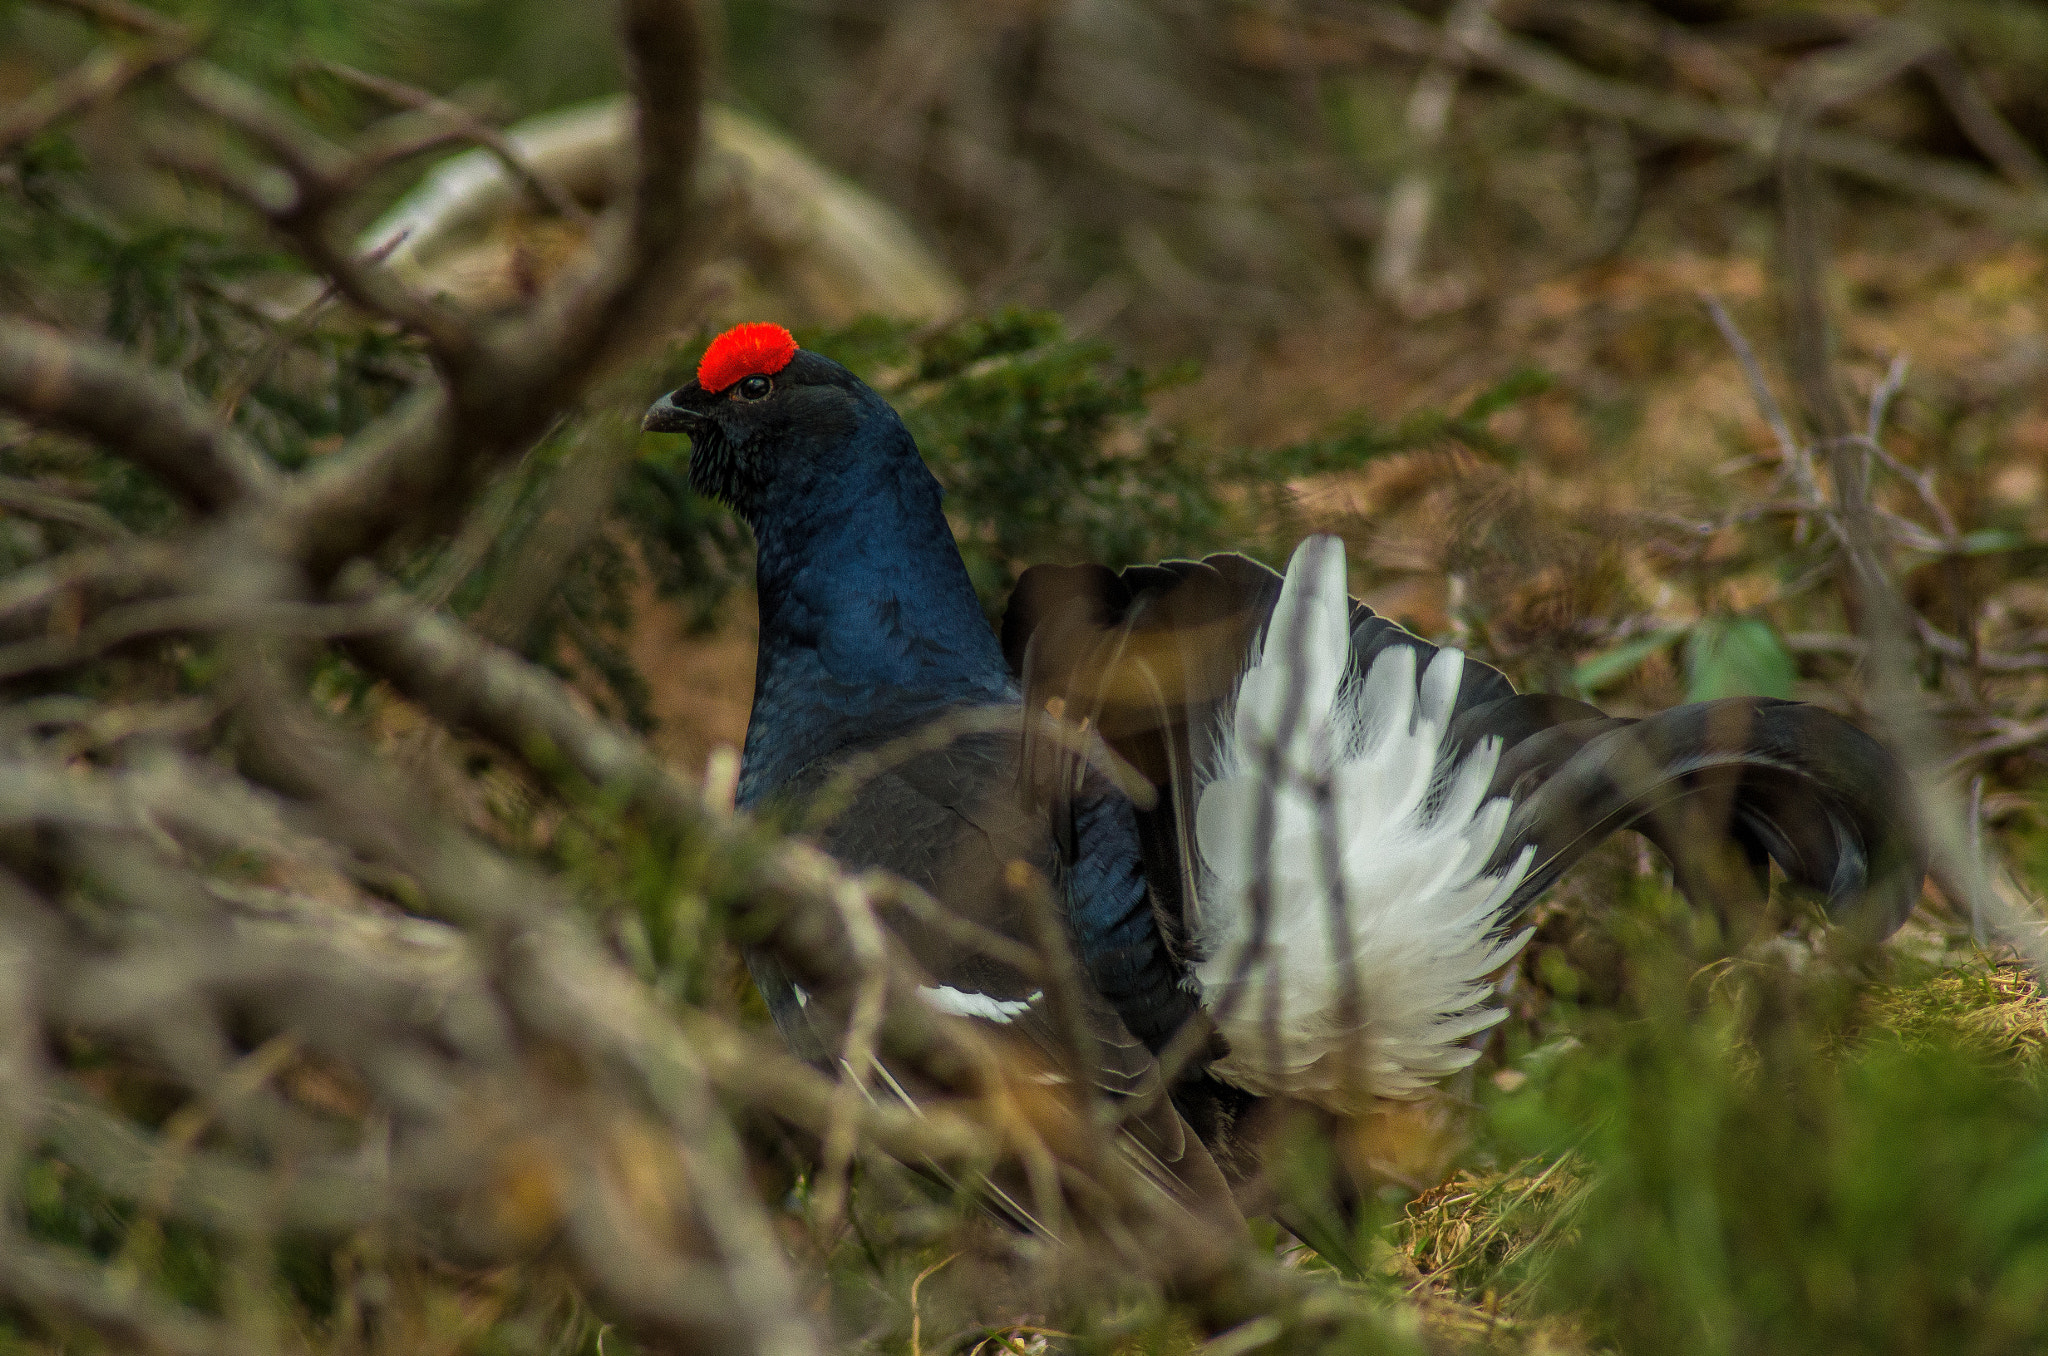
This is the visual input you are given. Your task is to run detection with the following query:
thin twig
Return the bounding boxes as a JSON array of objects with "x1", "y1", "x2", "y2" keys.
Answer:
[
  {"x1": 1923, "y1": 50, "x2": 2048, "y2": 193},
  {"x1": 1769, "y1": 33, "x2": 2048, "y2": 984},
  {"x1": 1004, "y1": 859, "x2": 1109, "y2": 1131},
  {"x1": 0, "y1": 318, "x2": 279, "y2": 512},
  {"x1": 811, "y1": 876, "x2": 891, "y2": 1236},
  {"x1": 1370, "y1": 0, "x2": 1495, "y2": 311},
  {"x1": 908, "y1": 1252, "x2": 958, "y2": 1356},
  {"x1": 0, "y1": 594, "x2": 402, "y2": 683},
  {"x1": 799, "y1": 704, "x2": 1155, "y2": 832},
  {"x1": 166, "y1": 64, "x2": 473, "y2": 357},
  {"x1": 1945, "y1": 719, "x2": 2048, "y2": 771},
  {"x1": 0, "y1": 538, "x2": 181, "y2": 627},
  {"x1": 1698, "y1": 292, "x2": 1802, "y2": 465},
  {"x1": 0, "y1": 36, "x2": 195, "y2": 155},
  {"x1": 269, "y1": 0, "x2": 702, "y2": 584},
  {"x1": 1785, "y1": 626, "x2": 2048, "y2": 674},
  {"x1": 0, "y1": 1230, "x2": 281, "y2": 1356},
  {"x1": 0, "y1": 474, "x2": 129, "y2": 538},
  {"x1": 311, "y1": 59, "x2": 590, "y2": 223},
  {"x1": 211, "y1": 228, "x2": 415, "y2": 422},
  {"x1": 36, "y1": 0, "x2": 184, "y2": 39},
  {"x1": 1324, "y1": 3, "x2": 2048, "y2": 232}
]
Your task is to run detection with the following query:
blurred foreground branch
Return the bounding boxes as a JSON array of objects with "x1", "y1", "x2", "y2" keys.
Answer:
[{"x1": 0, "y1": 3, "x2": 1360, "y2": 1351}]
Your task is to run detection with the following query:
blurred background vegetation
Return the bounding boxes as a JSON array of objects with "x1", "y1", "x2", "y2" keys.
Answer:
[{"x1": 4, "y1": 0, "x2": 2048, "y2": 1352}]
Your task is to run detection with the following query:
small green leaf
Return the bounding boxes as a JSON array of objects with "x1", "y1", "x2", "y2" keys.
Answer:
[
  {"x1": 1954, "y1": 528, "x2": 2035, "y2": 556},
  {"x1": 1572, "y1": 627, "x2": 1689, "y2": 694},
  {"x1": 1683, "y1": 615, "x2": 1796, "y2": 702},
  {"x1": 1457, "y1": 366, "x2": 1554, "y2": 424}
]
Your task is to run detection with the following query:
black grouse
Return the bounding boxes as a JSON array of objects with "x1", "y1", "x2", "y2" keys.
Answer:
[{"x1": 642, "y1": 321, "x2": 1924, "y2": 1210}]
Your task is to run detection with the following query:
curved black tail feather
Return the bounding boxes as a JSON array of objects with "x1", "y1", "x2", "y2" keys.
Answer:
[{"x1": 1472, "y1": 695, "x2": 1922, "y2": 937}]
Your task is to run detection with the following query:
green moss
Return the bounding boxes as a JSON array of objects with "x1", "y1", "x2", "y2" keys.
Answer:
[{"x1": 1446, "y1": 925, "x2": 2048, "y2": 1356}]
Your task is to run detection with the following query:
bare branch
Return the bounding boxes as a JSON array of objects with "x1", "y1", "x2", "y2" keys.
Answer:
[
  {"x1": 0, "y1": 36, "x2": 193, "y2": 156},
  {"x1": 335, "y1": 572, "x2": 704, "y2": 813},
  {"x1": 0, "y1": 474, "x2": 129, "y2": 538},
  {"x1": 549, "y1": 1154, "x2": 777, "y2": 1356},
  {"x1": 0, "y1": 593, "x2": 400, "y2": 684},
  {"x1": 313, "y1": 59, "x2": 591, "y2": 223},
  {"x1": 1783, "y1": 627, "x2": 2048, "y2": 674},
  {"x1": 331, "y1": 579, "x2": 1015, "y2": 1100},
  {"x1": 808, "y1": 874, "x2": 889, "y2": 1235},
  {"x1": 0, "y1": 318, "x2": 278, "y2": 512},
  {"x1": 478, "y1": 0, "x2": 703, "y2": 404},
  {"x1": 1698, "y1": 292, "x2": 1801, "y2": 468},
  {"x1": 271, "y1": 385, "x2": 452, "y2": 573},
  {"x1": 1004, "y1": 860, "x2": 1109, "y2": 1117},
  {"x1": 1325, "y1": 3, "x2": 2048, "y2": 233},
  {"x1": 1923, "y1": 50, "x2": 2048, "y2": 193},
  {"x1": 269, "y1": 0, "x2": 702, "y2": 582},
  {"x1": 1776, "y1": 23, "x2": 1940, "y2": 447},
  {"x1": 211, "y1": 238, "x2": 410, "y2": 421},
  {"x1": 35, "y1": 0, "x2": 184, "y2": 40},
  {"x1": 1519, "y1": 0, "x2": 1763, "y2": 104},
  {"x1": 1370, "y1": 0, "x2": 1495, "y2": 311},
  {"x1": 337, "y1": 110, "x2": 497, "y2": 186},
  {"x1": 1767, "y1": 35, "x2": 2048, "y2": 985},
  {"x1": 39, "y1": 1085, "x2": 389, "y2": 1235},
  {"x1": 167, "y1": 64, "x2": 475, "y2": 356},
  {"x1": 870, "y1": 869, "x2": 1045, "y2": 980},
  {"x1": 0, "y1": 1231, "x2": 279, "y2": 1356},
  {"x1": 0, "y1": 540, "x2": 182, "y2": 647},
  {"x1": 167, "y1": 63, "x2": 352, "y2": 188},
  {"x1": 0, "y1": 875, "x2": 51, "y2": 1195},
  {"x1": 680, "y1": 1010, "x2": 993, "y2": 1164},
  {"x1": 1947, "y1": 718, "x2": 2048, "y2": 771},
  {"x1": 801, "y1": 704, "x2": 1155, "y2": 828}
]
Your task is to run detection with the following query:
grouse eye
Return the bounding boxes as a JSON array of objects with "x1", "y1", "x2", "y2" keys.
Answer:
[{"x1": 733, "y1": 373, "x2": 773, "y2": 402}]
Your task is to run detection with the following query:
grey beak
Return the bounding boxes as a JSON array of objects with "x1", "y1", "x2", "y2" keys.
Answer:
[{"x1": 642, "y1": 390, "x2": 703, "y2": 434}]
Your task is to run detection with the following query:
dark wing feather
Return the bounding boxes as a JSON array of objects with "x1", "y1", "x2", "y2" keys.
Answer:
[{"x1": 771, "y1": 727, "x2": 1229, "y2": 1209}]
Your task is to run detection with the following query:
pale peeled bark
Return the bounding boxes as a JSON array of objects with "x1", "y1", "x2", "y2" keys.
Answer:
[{"x1": 363, "y1": 98, "x2": 965, "y2": 324}]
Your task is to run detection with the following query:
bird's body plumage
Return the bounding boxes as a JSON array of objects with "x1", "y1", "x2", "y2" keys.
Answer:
[
  {"x1": 724, "y1": 369, "x2": 1011, "y2": 806},
  {"x1": 644, "y1": 324, "x2": 1924, "y2": 1208},
  {"x1": 647, "y1": 332, "x2": 1224, "y2": 1210}
]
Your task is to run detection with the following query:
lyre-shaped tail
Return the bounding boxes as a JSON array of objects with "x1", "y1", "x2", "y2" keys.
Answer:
[{"x1": 1003, "y1": 536, "x2": 1923, "y2": 1109}]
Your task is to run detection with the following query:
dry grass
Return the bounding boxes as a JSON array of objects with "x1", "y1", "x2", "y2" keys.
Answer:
[{"x1": 1865, "y1": 958, "x2": 2048, "y2": 1066}]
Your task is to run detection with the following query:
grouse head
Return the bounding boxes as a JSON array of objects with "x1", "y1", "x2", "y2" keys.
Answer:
[{"x1": 642, "y1": 321, "x2": 912, "y2": 522}]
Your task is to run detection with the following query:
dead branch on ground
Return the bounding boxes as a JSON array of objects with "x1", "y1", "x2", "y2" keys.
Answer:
[{"x1": 1257, "y1": 3, "x2": 2048, "y2": 235}]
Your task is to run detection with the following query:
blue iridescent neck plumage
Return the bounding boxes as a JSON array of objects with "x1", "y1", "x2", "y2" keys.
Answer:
[{"x1": 737, "y1": 418, "x2": 1014, "y2": 806}]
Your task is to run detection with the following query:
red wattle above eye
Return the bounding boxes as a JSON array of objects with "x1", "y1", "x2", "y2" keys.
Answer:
[{"x1": 699, "y1": 322, "x2": 798, "y2": 393}]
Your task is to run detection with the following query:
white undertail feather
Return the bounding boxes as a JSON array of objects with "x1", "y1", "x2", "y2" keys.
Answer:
[{"x1": 1191, "y1": 536, "x2": 1535, "y2": 1107}]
